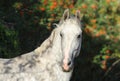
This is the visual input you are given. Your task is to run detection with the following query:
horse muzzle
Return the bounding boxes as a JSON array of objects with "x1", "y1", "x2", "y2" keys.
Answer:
[{"x1": 62, "y1": 59, "x2": 73, "y2": 72}]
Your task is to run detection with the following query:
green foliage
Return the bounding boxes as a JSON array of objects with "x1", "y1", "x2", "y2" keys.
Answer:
[
  {"x1": 0, "y1": 0, "x2": 120, "y2": 81},
  {"x1": 0, "y1": 22, "x2": 20, "y2": 58}
]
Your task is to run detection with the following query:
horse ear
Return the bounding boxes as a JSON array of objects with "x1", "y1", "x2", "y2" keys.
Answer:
[
  {"x1": 59, "y1": 9, "x2": 70, "y2": 24},
  {"x1": 62, "y1": 9, "x2": 70, "y2": 20},
  {"x1": 75, "y1": 10, "x2": 80, "y2": 20}
]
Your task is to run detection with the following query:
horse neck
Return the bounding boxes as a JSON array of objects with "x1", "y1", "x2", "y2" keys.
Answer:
[
  {"x1": 51, "y1": 32, "x2": 62, "y2": 60},
  {"x1": 34, "y1": 28, "x2": 62, "y2": 61},
  {"x1": 47, "y1": 28, "x2": 62, "y2": 61}
]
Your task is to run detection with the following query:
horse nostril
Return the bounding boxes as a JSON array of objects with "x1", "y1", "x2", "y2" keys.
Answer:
[{"x1": 68, "y1": 61, "x2": 71, "y2": 65}]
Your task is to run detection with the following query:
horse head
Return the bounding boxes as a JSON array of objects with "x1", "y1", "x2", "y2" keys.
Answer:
[{"x1": 58, "y1": 9, "x2": 82, "y2": 72}]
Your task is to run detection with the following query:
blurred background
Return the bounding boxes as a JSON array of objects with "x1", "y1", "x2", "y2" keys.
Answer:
[{"x1": 0, "y1": 0, "x2": 120, "y2": 81}]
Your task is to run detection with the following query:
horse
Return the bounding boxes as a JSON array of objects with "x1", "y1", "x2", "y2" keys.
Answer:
[{"x1": 0, "y1": 9, "x2": 82, "y2": 81}]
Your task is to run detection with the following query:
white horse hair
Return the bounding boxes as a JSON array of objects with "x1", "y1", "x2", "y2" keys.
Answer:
[{"x1": 0, "y1": 9, "x2": 82, "y2": 81}]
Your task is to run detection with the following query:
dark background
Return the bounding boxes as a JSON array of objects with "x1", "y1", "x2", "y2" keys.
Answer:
[{"x1": 0, "y1": 0, "x2": 120, "y2": 81}]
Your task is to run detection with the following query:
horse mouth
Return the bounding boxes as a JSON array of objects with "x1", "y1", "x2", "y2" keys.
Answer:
[
  {"x1": 62, "y1": 63, "x2": 73, "y2": 72},
  {"x1": 62, "y1": 66, "x2": 72, "y2": 72}
]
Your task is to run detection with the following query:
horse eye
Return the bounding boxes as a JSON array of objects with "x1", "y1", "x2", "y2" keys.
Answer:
[
  {"x1": 60, "y1": 33, "x2": 63, "y2": 37},
  {"x1": 77, "y1": 34, "x2": 81, "y2": 38}
]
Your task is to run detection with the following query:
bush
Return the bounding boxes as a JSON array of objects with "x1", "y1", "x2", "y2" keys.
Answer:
[
  {"x1": 0, "y1": 0, "x2": 120, "y2": 81},
  {"x1": 0, "y1": 21, "x2": 20, "y2": 58}
]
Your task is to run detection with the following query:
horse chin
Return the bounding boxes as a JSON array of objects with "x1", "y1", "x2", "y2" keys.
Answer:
[{"x1": 62, "y1": 68, "x2": 72, "y2": 72}]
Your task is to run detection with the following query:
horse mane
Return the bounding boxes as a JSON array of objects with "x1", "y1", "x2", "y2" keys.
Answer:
[
  {"x1": 34, "y1": 28, "x2": 56, "y2": 55},
  {"x1": 59, "y1": 15, "x2": 81, "y2": 28}
]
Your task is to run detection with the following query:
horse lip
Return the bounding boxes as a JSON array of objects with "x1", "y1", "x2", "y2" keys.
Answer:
[{"x1": 62, "y1": 65, "x2": 72, "y2": 72}]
